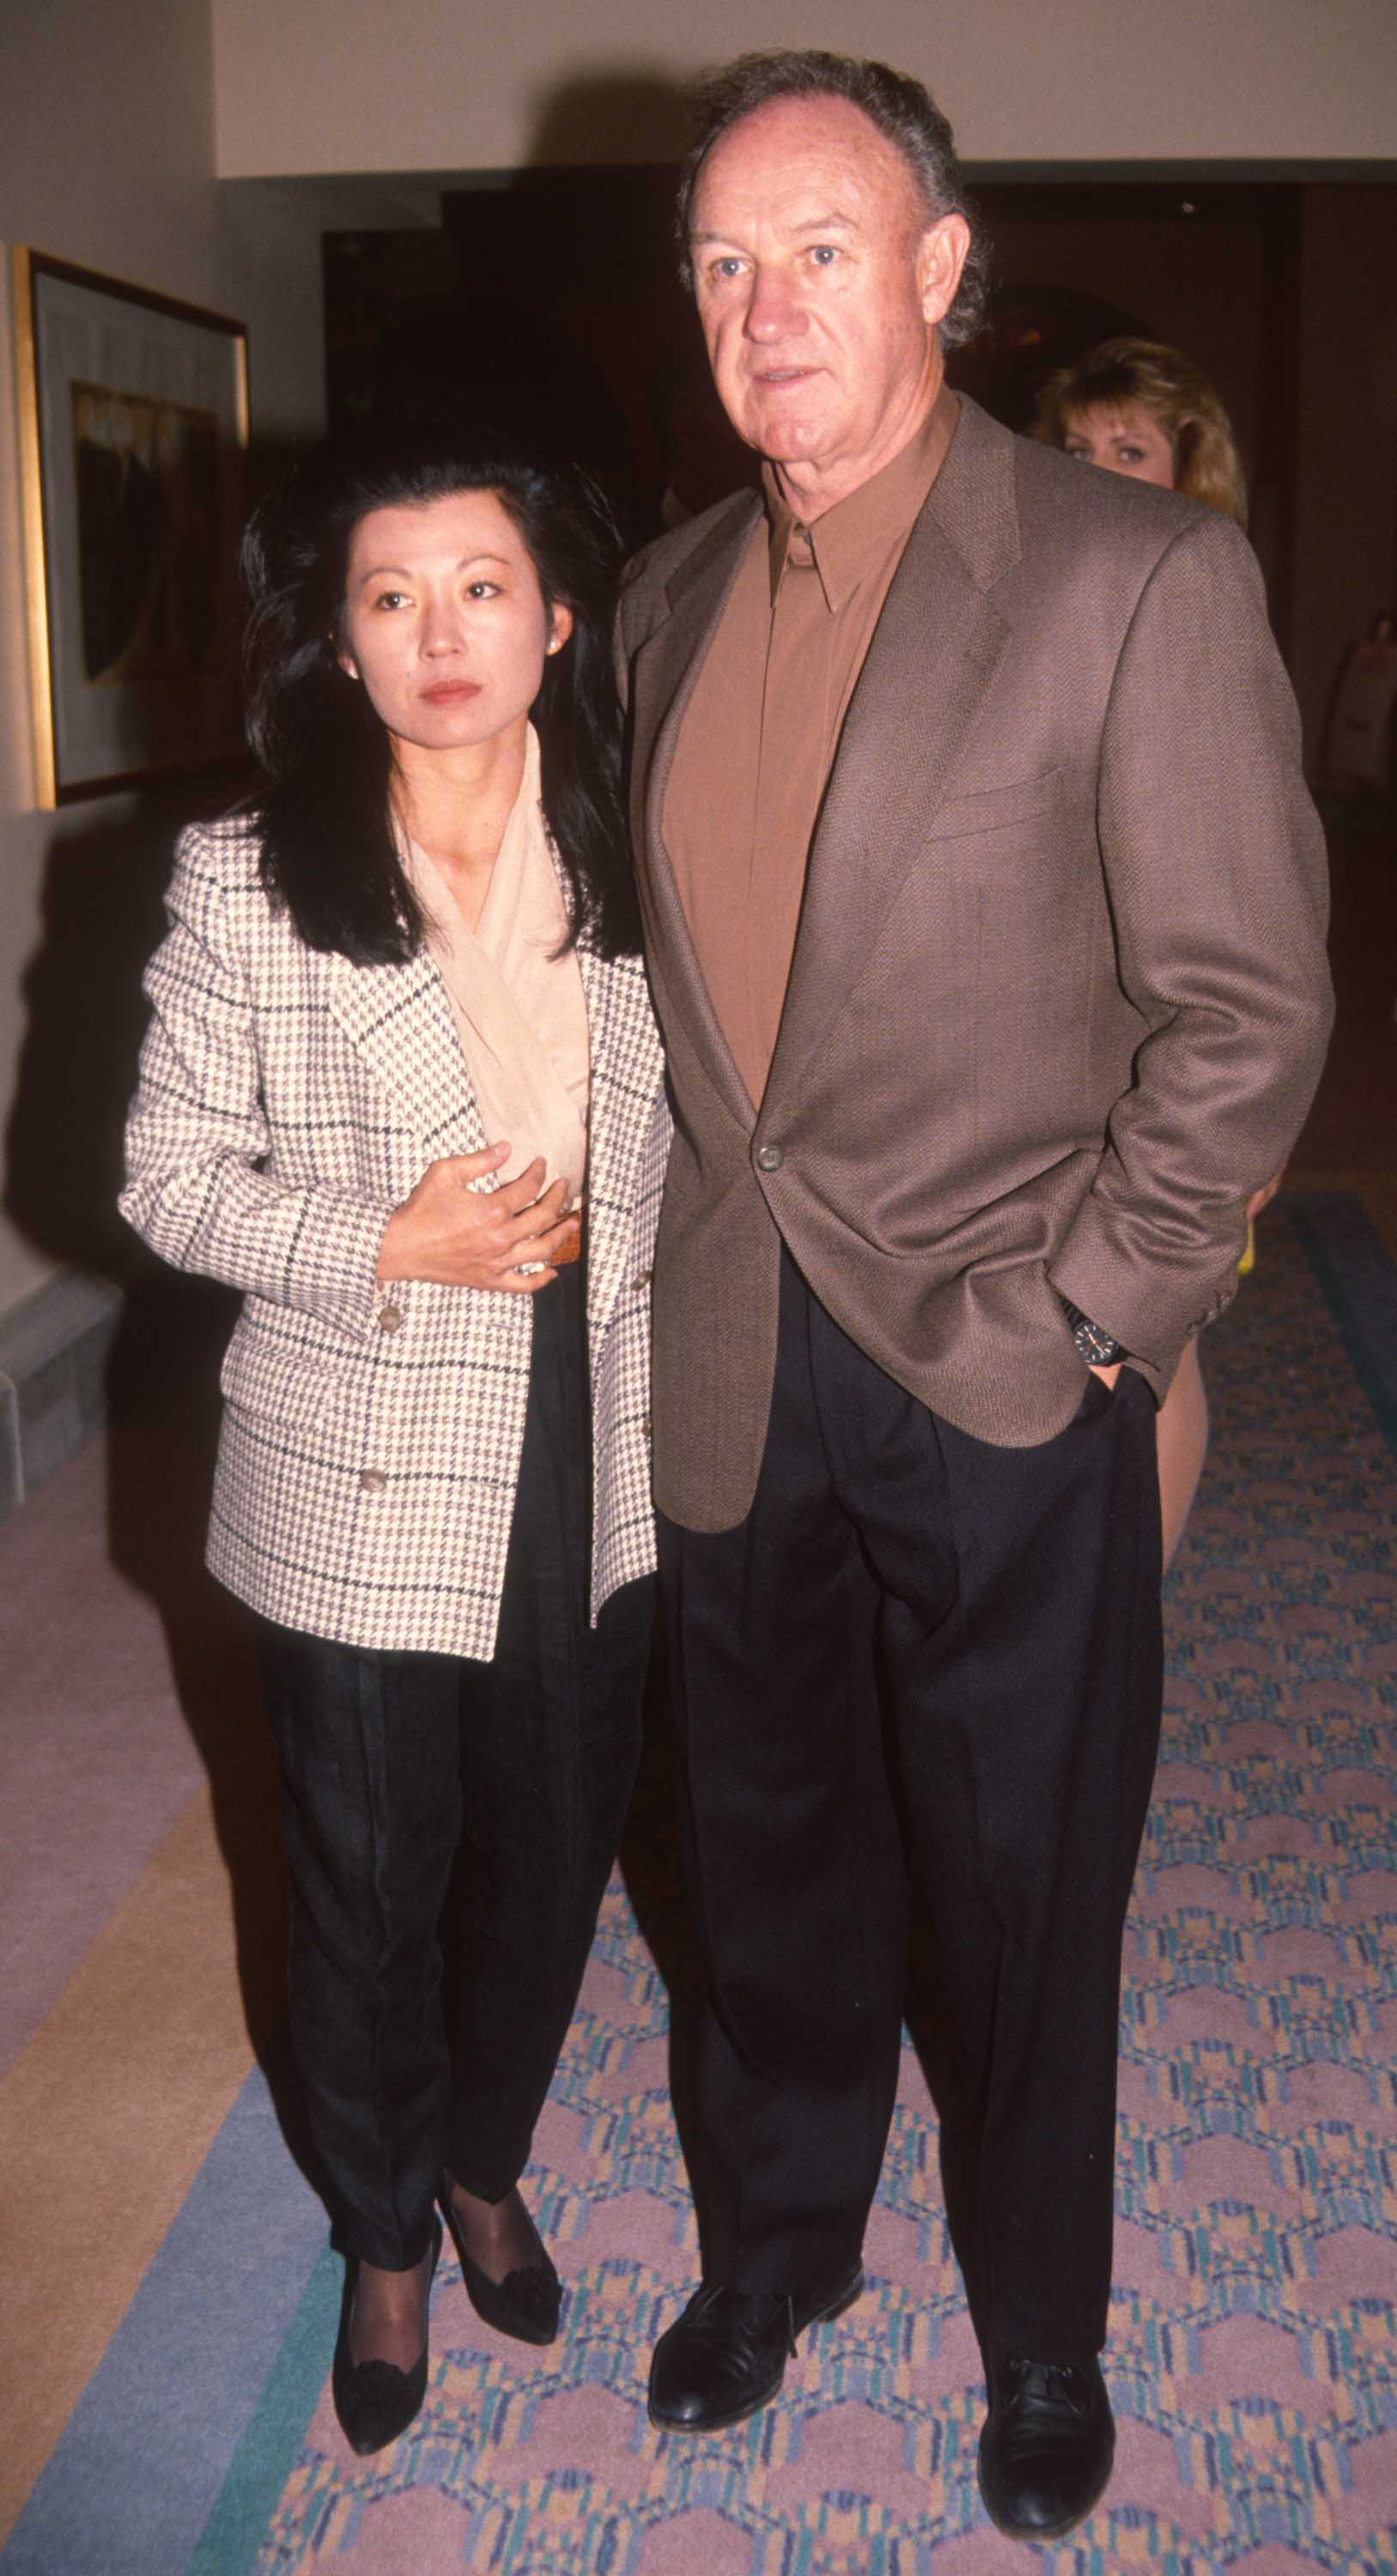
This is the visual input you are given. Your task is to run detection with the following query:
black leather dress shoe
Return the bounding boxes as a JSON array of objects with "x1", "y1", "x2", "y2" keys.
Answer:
[
  {"x1": 978, "y1": 2354, "x2": 1115, "y2": 2539},
  {"x1": 648, "y1": 2268, "x2": 864, "y2": 2432},
  {"x1": 331, "y1": 2219, "x2": 441, "y2": 2457}
]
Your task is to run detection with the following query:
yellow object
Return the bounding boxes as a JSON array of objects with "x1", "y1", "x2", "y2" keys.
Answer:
[{"x1": 1238, "y1": 1219, "x2": 1256, "y2": 1276}]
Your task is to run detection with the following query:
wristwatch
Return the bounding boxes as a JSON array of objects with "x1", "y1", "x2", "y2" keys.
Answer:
[{"x1": 1059, "y1": 1297, "x2": 1127, "y2": 1369}]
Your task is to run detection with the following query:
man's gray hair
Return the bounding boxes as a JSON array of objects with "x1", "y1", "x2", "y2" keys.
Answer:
[{"x1": 677, "y1": 48, "x2": 989, "y2": 353}]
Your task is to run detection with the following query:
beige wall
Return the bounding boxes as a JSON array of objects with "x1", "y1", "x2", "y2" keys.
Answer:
[
  {"x1": 211, "y1": 0, "x2": 1397, "y2": 178},
  {"x1": 0, "y1": 0, "x2": 451, "y2": 1326},
  {"x1": 0, "y1": 0, "x2": 220, "y2": 1312},
  {"x1": 0, "y1": 58, "x2": 428, "y2": 1319}
]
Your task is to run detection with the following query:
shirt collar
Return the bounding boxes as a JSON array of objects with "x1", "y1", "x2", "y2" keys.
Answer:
[{"x1": 764, "y1": 383, "x2": 960, "y2": 611}]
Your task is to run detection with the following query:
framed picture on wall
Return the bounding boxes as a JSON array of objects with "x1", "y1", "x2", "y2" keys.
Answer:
[{"x1": 10, "y1": 248, "x2": 249, "y2": 806}]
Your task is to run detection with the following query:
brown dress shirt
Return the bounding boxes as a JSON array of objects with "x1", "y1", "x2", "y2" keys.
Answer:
[{"x1": 665, "y1": 386, "x2": 959, "y2": 1105}]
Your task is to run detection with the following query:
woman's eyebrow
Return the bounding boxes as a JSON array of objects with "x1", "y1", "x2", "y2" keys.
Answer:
[{"x1": 354, "y1": 550, "x2": 513, "y2": 583}]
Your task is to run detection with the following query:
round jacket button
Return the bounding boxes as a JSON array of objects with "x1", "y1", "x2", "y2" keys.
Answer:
[
  {"x1": 359, "y1": 1468, "x2": 389, "y2": 1493},
  {"x1": 755, "y1": 1142, "x2": 783, "y2": 1173},
  {"x1": 377, "y1": 1303, "x2": 404, "y2": 1334},
  {"x1": 632, "y1": 1267, "x2": 653, "y2": 1291}
]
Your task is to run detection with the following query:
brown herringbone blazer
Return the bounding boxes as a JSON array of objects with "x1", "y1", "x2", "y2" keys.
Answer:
[{"x1": 619, "y1": 397, "x2": 1333, "y2": 1533}]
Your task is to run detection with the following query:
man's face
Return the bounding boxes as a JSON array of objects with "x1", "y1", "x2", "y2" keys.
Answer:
[{"x1": 689, "y1": 94, "x2": 968, "y2": 507}]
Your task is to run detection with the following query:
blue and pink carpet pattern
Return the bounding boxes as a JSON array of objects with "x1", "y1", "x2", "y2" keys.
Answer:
[{"x1": 3, "y1": 1193, "x2": 1394, "y2": 2574}]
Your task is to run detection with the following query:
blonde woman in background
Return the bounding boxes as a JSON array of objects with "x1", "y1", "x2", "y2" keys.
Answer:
[
  {"x1": 1034, "y1": 335, "x2": 1248, "y2": 523},
  {"x1": 1035, "y1": 337, "x2": 1279, "y2": 1564}
]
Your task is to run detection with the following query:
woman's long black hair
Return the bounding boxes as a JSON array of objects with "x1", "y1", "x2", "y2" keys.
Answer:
[{"x1": 241, "y1": 426, "x2": 641, "y2": 963}]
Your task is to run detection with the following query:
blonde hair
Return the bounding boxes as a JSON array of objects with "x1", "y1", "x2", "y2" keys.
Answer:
[{"x1": 1032, "y1": 337, "x2": 1248, "y2": 528}]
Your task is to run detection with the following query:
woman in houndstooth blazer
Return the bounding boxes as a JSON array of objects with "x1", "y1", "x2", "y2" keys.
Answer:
[{"x1": 122, "y1": 429, "x2": 668, "y2": 2454}]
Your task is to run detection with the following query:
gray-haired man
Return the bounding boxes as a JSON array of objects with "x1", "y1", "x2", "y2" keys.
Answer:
[{"x1": 619, "y1": 49, "x2": 1331, "y2": 2539}]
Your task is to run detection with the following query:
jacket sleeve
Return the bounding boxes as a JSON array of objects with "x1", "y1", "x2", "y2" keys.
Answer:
[
  {"x1": 119, "y1": 826, "x2": 392, "y2": 1336},
  {"x1": 1048, "y1": 510, "x2": 1333, "y2": 1364}
]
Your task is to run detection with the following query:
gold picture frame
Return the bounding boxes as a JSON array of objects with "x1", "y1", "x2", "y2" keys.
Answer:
[{"x1": 11, "y1": 248, "x2": 249, "y2": 806}]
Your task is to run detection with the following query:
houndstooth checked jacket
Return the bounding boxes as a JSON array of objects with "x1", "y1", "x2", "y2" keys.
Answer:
[{"x1": 121, "y1": 814, "x2": 670, "y2": 1660}]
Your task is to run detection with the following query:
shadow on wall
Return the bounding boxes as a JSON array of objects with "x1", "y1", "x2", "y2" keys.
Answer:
[
  {"x1": 2, "y1": 428, "x2": 313, "y2": 1301},
  {"x1": 6, "y1": 781, "x2": 234, "y2": 1285},
  {"x1": 2, "y1": 769, "x2": 319, "y2": 2173},
  {"x1": 523, "y1": 65, "x2": 691, "y2": 165}
]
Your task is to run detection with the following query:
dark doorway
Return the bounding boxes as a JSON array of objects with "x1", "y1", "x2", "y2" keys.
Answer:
[
  {"x1": 324, "y1": 172, "x2": 1303, "y2": 620},
  {"x1": 957, "y1": 180, "x2": 1303, "y2": 647},
  {"x1": 324, "y1": 167, "x2": 756, "y2": 547}
]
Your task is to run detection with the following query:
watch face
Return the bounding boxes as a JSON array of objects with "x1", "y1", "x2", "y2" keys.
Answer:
[
  {"x1": 1060, "y1": 1297, "x2": 1122, "y2": 1367},
  {"x1": 1074, "y1": 1318, "x2": 1121, "y2": 1366}
]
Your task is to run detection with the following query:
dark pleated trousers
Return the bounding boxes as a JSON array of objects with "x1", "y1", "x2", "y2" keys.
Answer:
[
  {"x1": 659, "y1": 1249, "x2": 1163, "y2": 2365},
  {"x1": 255, "y1": 1261, "x2": 654, "y2": 2271}
]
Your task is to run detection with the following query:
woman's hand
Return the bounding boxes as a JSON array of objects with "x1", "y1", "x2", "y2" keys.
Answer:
[{"x1": 376, "y1": 1143, "x2": 575, "y2": 1291}]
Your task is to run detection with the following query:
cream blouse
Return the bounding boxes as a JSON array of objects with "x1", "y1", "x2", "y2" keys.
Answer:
[{"x1": 402, "y1": 726, "x2": 590, "y2": 1204}]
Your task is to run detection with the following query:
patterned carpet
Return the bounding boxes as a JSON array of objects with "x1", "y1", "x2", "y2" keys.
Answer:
[{"x1": 3, "y1": 1194, "x2": 1395, "y2": 2574}]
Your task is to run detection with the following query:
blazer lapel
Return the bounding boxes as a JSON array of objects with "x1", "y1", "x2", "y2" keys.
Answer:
[
  {"x1": 578, "y1": 945, "x2": 664, "y2": 1352},
  {"x1": 325, "y1": 946, "x2": 487, "y2": 1159},
  {"x1": 766, "y1": 402, "x2": 1019, "y2": 1112},
  {"x1": 629, "y1": 493, "x2": 762, "y2": 1133}
]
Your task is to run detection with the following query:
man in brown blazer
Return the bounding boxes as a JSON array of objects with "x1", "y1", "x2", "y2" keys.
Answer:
[{"x1": 618, "y1": 48, "x2": 1332, "y2": 2539}]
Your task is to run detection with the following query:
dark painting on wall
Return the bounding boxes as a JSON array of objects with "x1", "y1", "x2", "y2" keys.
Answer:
[
  {"x1": 73, "y1": 386, "x2": 222, "y2": 685},
  {"x1": 11, "y1": 249, "x2": 248, "y2": 805}
]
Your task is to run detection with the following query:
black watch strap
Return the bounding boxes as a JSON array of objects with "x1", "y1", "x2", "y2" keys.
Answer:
[{"x1": 1059, "y1": 1297, "x2": 1127, "y2": 1368}]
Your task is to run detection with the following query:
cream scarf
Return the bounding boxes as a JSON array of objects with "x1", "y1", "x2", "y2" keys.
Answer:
[{"x1": 403, "y1": 726, "x2": 590, "y2": 1204}]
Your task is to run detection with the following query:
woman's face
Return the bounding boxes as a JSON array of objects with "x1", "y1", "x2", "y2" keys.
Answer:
[
  {"x1": 339, "y1": 487, "x2": 572, "y2": 762},
  {"x1": 1061, "y1": 403, "x2": 1176, "y2": 490}
]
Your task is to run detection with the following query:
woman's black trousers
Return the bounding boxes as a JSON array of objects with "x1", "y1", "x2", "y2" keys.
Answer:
[{"x1": 254, "y1": 1262, "x2": 653, "y2": 2270}]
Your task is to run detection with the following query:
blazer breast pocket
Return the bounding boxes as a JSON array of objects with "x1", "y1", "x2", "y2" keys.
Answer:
[{"x1": 926, "y1": 768, "x2": 1092, "y2": 860}]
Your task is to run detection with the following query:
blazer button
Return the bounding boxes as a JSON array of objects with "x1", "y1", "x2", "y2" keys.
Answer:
[
  {"x1": 377, "y1": 1303, "x2": 404, "y2": 1334},
  {"x1": 641, "y1": 1415, "x2": 652, "y2": 1438},
  {"x1": 359, "y1": 1468, "x2": 388, "y2": 1493},
  {"x1": 632, "y1": 1267, "x2": 653, "y2": 1291},
  {"x1": 755, "y1": 1143, "x2": 783, "y2": 1173}
]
